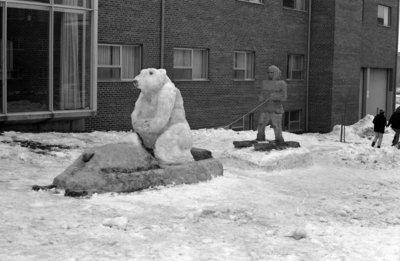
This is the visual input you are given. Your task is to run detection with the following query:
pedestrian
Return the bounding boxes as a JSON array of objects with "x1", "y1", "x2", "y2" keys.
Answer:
[
  {"x1": 387, "y1": 106, "x2": 400, "y2": 146},
  {"x1": 371, "y1": 109, "x2": 387, "y2": 148}
]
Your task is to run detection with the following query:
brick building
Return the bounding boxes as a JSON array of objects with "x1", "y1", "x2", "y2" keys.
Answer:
[{"x1": 0, "y1": 0, "x2": 398, "y2": 133}]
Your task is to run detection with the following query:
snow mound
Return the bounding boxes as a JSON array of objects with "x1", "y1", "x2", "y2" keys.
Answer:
[
  {"x1": 224, "y1": 147, "x2": 313, "y2": 171},
  {"x1": 102, "y1": 216, "x2": 128, "y2": 230},
  {"x1": 330, "y1": 115, "x2": 375, "y2": 141}
]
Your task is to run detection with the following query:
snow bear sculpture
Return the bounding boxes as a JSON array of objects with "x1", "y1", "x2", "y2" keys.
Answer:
[{"x1": 131, "y1": 68, "x2": 194, "y2": 165}]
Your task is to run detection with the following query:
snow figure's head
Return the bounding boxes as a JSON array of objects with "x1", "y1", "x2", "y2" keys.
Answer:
[
  {"x1": 267, "y1": 65, "x2": 281, "y2": 80},
  {"x1": 132, "y1": 68, "x2": 171, "y2": 95}
]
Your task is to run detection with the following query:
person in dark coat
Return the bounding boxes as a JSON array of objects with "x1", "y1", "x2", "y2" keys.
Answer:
[
  {"x1": 387, "y1": 106, "x2": 400, "y2": 146},
  {"x1": 371, "y1": 109, "x2": 387, "y2": 148}
]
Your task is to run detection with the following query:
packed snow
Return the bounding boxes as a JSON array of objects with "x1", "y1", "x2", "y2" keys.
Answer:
[{"x1": 1, "y1": 115, "x2": 400, "y2": 261}]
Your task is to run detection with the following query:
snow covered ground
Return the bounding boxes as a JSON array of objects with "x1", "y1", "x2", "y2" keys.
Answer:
[{"x1": 1, "y1": 115, "x2": 400, "y2": 261}]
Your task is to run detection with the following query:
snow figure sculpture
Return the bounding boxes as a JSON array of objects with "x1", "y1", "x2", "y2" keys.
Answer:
[
  {"x1": 131, "y1": 68, "x2": 194, "y2": 165},
  {"x1": 256, "y1": 65, "x2": 287, "y2": 143}
]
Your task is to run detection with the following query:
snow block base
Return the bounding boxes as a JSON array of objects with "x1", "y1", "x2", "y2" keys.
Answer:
[
  {"x1": 233, "y1": 140, "x2": 301, "y2": 151},
  {"x1": 52, "y1": 143, "x2": 223, "y2": 195},
  {"x1": 233, "y1": 140, "x2": 258, "y2": 148},
  {"x1": 254, "y1": 141, "x2": 301, "y2": 151}
]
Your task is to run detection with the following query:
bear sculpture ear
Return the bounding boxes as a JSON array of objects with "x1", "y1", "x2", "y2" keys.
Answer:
[{"x1": 159, "y1": 68, "x2": 167, "y2": 75}]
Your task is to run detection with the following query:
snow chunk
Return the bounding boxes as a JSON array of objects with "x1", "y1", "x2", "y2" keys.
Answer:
[{"x1": 102, "y1": 216, "x2": 128, "y2": 230}]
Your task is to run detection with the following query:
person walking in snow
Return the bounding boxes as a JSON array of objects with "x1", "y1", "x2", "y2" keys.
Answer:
[
  {"x1": 387, "y1": 106, "x2": 400, "y2": 146},
  {"x1": 371, "y1": 109, "x2": 387, "y2": 148}
]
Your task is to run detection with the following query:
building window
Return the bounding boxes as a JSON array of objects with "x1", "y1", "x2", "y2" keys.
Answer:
[
  {"x1": 173, "y1": 48, "x2": 208, "y2": 80},
  {"x1": 377, "y1": 5, "x2": 391, "y2": 27},
  {"x1": 284, "y1": 110, "x2": 301, "y2": 131},
  {"x1": 287, "y1": 54, "x2": 304, "y2": 80},
  {"x1": 98, "y1": 44, "x2": 141, "y2": 81},
  {"x1": 1, "y1": 1, "x2": 96, "y2": 117},
  {"x1": 233, "y1": 51, "x2": 255, "y2": 80},
  {"x1": 238, "y1": 0, "x2": 264, "y2": 4},
  {"x1": 283, "y1": 0, "x2": 306, "y2": 10}
]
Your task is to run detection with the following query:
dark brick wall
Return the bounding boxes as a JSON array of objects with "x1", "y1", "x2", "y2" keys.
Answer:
[
  {"x1": 308, "y1": 0, "x2": 398, "y2": 132},
  {"x1": 85, "y1": 0, "x2": 161, "y2": 131},
  {"x1": 86, "y1": 0, "x2": 309, "y2": 131},
  {"x1": 163, "y1": 0, "x2": 309, "y2": 130},
  {"x1": 331, "y1": 0, "x2": 363, "y2": 126},
  {"x1": 308, "y1": 0, "x2": 336, "y2": 132},
  {"x1": 85, "y1": 0, "x2": 397, "y2": 133}
]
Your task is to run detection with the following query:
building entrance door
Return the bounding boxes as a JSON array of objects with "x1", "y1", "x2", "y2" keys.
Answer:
[{"x1": 362, "y1": 68, "x2": 388, "y2": 116}]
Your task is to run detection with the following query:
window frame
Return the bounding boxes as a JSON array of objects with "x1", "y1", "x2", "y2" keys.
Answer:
[
  {"x1": 284, "y1": 110, "x2": 302, "y2": 131},
  {"x1": 287, "y1": 54, "x2": 305, "y2": 80},
  {"x1": 97, "y1": 44, "x2": 141, "y2": 82},
  {"x1": 233, "y1": 50, "x2": 255, "y2": 81},
  {"x1": 377, "y1": 4, "x2": 391, "y2": 27},
  {"x1": 0, "y1": 0, "x2": 97, "y2": 120},
  {"x1": 237, "y1": 0, "x2": 264, "y2": 4},
  {"x1": 173, "y1": 47, "x2": 209, "y2": 81},
  {"x1": 283, "y1": 0, "x2": 306, "y2": 11}
]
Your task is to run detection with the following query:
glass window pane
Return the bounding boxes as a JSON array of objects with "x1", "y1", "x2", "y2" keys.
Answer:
[
  {"x1": 378, "y1": 5, "x2": 390, "y2": 26},
  {"x1": 290, "y1": 110, "x2": 300, "y2": 121},
  {"x1": 193, "y1": 49, "x2": 207, "y2": 79},
  {"x1": 234, "y1": 70, "x2": 245, "y2": 79},
  {"x1": 384, "y1": 7, "x2": 389, "y2": 25},
  {"x1": 133, "y1": 46, "x2": 141, "y2": 78},
  {"x1": 174, "y1": 49, "x2": 191, "y2": 67},
  {"x1": 14, "y1": 0, "x2": 50, "y2": 3},
  {"x1": 53, "y1": 11, "x2": 91, "y2": 110},
  {"x1": 122, "y1": 45, "x2": 140, "y2": 80},
  {"x1": 246, "y1": 52, "x2": 254, "y2": 79},
  {"x1": 54, "y1": 0, "x2": 91, "y2": 8},
  {"x1": 234, "y1": 52, "x2": 245, "y2": 69},
  {"x1": 296, "y1": 0, "x2": 305, "y2": 10},
  {"x1": 284, "y1": 112, "x2": 289, "y2": 129},
  {"x1": 289, "y1": 122, "x2": 300, "y2": 130},
  {"x1": 98, "y1": 68, "x2": 121, "y2": 81},
  {"x1": 7, "y1": 8, "x2": 49, "y2": 113},
  {"x1": 378, "y1": 6, "x2": 384, "y2": 19},
  {"x1": 293, "y1": 56, "x2": 303, "y2": 70},
  {"x1": 283, "y1": 0, "x2": 295, "y2": 8},
  {"x1": 174, "y1": 68, "x2": 192, "y2": 80},
  {"x1": 98, "y1": 46, "x2": 120, "y2": 66},
  {"x1": 292, "y1": 71, "x2": 303, "y2": 79},
  {"x1": 201, "y1": 50, "x2": 208, "y2": 79}
]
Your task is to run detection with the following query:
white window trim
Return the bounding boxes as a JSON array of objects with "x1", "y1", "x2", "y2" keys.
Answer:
[
  {"x1": 173, "y1": 47, "x2": 208, "y2": 81},
  {"x1": 233, "y1": 51, "x2": 254, "y2": 81},
  {"x1": 287, "y1": 54, "x2": 304, "y2": 80},
  {"x1": 98, "y1": 44, "x2": 140, "y2": 81}
]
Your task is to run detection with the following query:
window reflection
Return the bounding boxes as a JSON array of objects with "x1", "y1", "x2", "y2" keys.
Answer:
[
  {"x1": 7, "y1": 8, "x2": 49, "y2": 113},
  {"x1": 53, "y1": 11, "x2": 91, "y2": 110}
]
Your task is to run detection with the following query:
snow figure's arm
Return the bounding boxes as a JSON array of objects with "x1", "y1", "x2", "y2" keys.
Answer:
[
  {"x1": 131, "y1": 94, "x2": 146, "y2": 130},
  {"x1": 148, "y1": 82, "x2": 176, "y2": 133},
  {"x1": 270, "y1": 81, "x2": 287, "y2": 101},
  {"x1": 259, "y1": 80, "x2": 269, "y2": 102},
  {"x1": 280, "y1": 81, "x2": 287, "y2": 102}
]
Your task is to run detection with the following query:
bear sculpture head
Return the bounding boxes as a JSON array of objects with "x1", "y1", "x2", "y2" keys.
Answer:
[{"x1": 132, "y1": 68, "x2": 170, "y2": 96}]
